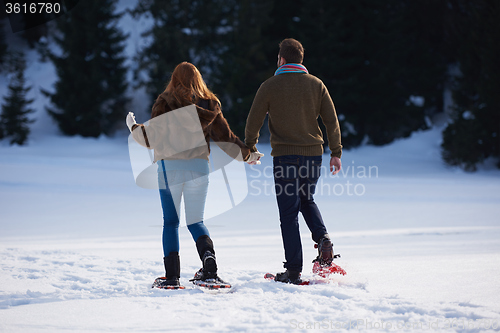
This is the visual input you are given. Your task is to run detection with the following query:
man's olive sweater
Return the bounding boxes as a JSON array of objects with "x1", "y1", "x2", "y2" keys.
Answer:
[{"x1": 245, "y1": 72, "x2": 342, "y2": 158}]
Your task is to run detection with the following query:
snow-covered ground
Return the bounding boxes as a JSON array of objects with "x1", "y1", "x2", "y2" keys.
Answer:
[
  {"x1": 1, "y1": 127, "x2": 500, "y2": 332},
  {"x1": 2, "y1": 1, "x2": 500, "y2": 331}
]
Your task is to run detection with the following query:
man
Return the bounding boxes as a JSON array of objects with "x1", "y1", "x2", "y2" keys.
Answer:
[{"x1": 245, "y1": 38, "x2": 342, "y2": 284}]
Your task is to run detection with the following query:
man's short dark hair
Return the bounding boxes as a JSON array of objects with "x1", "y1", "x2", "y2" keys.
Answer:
[{"x1": 278, "y1": 38, "x2": 304, "y2": 64}]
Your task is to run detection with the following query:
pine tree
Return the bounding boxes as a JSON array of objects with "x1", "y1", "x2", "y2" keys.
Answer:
[
  {"x1": 213, "y1": 0, "x2": 274, "y2": 137},
  {"x1": 132, "y1": 0, "x2": 273, "y2": 138},
  {"x1": 43, "y1": 0, "x2": 129, "y2": 137},
  {"x1": 293, "y1": 0, "x2": 447, "y2": 148},
  {"x1": 132, "y1": 0, "x2": 194, "y2": 104},
  {"x1": 0, "y1": 52, "x2": 35, "y2": 145},
  {"x1": 0, "y1": 20, "x2": 7, "y2": 71},
  {"x1": 132, "y1": 0, "x2": 239, "y2": 111},
  {"x1": 441, "y1": 0, "x2": 500, "y2": 170}
]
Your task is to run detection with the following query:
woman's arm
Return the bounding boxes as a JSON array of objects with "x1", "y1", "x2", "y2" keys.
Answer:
[
  {"x1": 131, "y1": 123, "x2": 151, "y2": 148},
  {"x1": 209, "y1": 111, "x2": 251, "y2": 162}
]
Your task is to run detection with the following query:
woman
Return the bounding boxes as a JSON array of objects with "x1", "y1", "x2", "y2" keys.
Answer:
[{"x1": 126, "y1": 62, "x2": 262, "y2": 288}]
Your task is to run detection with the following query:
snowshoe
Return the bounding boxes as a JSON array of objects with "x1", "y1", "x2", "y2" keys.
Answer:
[
  {"x1": 275, "y1": 270, "x2": 305, "y2": 285},
  {"x1": 313, "y1": 235, "x2": 334, "y2": 265},
  {"x1": 312, "y1": 236, "x2": 346, "y2": 277},
  {"x1": 190, "y1": 268, "x2": 231, "y2": 289},
  {"x1": 312, "y1": 258, "x2": 346, "y2": 277},
  {"x1": 152, "y1": 277, "x2": 185, "y2": 290},
  {"x1": 264, "y1": 272, "x2": 309, "y2": 285}
]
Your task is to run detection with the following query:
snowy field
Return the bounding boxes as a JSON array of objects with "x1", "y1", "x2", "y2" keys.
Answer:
[
  {"x1": 2, "y1": 1, "x2": 500, "y2": 331},
  {"x1": 1, "y1": 127, "x2": 500, "y2": 332}
]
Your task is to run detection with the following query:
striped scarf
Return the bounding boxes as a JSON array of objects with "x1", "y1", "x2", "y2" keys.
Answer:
[{"x1": 274, "y1": 63, "x2": 309, "y2": 76}]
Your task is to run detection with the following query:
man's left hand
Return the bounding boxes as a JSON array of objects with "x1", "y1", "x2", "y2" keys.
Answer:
[{"x1": 330, "y1": 156, "x2": 341, "y2": 175}]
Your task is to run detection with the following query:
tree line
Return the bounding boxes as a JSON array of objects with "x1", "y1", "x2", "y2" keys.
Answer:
[{"x1": 0, "y1": 0, "x2": 498, "y2": 171}]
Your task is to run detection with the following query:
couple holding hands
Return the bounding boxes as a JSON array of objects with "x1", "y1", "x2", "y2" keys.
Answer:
[{"x1": 126, "y1": 38, "x2": 342, "y2": 288}]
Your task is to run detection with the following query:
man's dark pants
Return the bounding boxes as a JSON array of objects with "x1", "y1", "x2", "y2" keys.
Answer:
[{"x1": 273, "y1": 155, "x2": 328, "y2": 272}]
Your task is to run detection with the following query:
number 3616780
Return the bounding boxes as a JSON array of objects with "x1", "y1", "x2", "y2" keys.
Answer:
[{"x1": 5, "y1": 3, "x2": 61, "y2": 14}]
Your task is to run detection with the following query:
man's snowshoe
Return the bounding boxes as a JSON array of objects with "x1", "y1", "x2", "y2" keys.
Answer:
[
  {"x1": 265, "y1": 272, "x2": 310, "y2": 285},
  {"x1": 274, "y1": 269, "x2": 306, "y2": 285},
  {"x1": 313, "y1": 235, "x2": 334, "y2": 265},
  {"x1": 312, "y1": 257, "x2": 346, "y2": 277},
  {"x1": 312, "y1": 235, "x2": 346, "y2": 277}
]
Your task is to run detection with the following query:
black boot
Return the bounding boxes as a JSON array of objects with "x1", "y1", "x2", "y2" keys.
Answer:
[
  {"x1": 162, "y1": 252, "x2": 181, "y2": 287},
  {"x1": 194, "y1": 235, "x2": 218, "y2": 281},
  {"x1": 275, "y1": 269, "x2": 303, "y2": 285},
  {"x1": 313, "y1": 234, "x2": 334, "y2": 265}
]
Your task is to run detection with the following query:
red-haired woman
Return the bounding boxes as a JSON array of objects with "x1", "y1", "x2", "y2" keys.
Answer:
[{"x1": 127, "y1": 62, "x2": 263, "y2": 288}]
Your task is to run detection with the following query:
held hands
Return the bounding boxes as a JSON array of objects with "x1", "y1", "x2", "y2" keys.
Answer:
[
  {"x1": 330, "y1": 156, "x2": 342, "y2": 175},
  {"x1": 126, "y1": 112, "x2": 137, "y2": 132},
  {"x1": 247, "y1": 151, "x2": 264, "y2": 165}
]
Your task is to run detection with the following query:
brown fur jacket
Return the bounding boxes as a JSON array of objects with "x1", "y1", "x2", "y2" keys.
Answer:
[{"x1": 131, "y1": 92, "x2": 250, "y2": 162}]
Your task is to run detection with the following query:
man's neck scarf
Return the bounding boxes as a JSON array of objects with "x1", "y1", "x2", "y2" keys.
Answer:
[{"x1": 274, "y1": 63, "x2": 309, "y2": 76}]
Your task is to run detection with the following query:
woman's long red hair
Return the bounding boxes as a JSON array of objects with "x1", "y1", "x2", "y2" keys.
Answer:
[{"x1": 152, "y1": 62, "x2": 219, "y2": 118}]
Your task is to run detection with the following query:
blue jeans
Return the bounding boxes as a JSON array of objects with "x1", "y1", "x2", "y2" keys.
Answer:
[
  {"x1": 273, "y1": 155, "x2": 328, "y2": 272},
  {"x1": 159, "y1": 161, "x2": 210, "y2": 256}
]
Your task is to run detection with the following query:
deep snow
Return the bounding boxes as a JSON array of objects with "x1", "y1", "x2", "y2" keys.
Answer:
[
  {"x1": 1, "y1": 128, "x2": 500, "y2": 332},
  {"x1": 2, "y1": 1, "x2": 500, "y2": 331}
]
